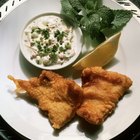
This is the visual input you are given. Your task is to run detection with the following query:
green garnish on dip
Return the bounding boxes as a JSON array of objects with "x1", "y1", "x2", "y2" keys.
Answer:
[{"x1": 23, "y1": 14, "x2": 75, "y2": 66}]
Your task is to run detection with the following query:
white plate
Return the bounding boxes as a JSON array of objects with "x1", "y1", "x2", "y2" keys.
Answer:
[{"x1": 0, "y1": 0, "x2": 140, "y2": 140}]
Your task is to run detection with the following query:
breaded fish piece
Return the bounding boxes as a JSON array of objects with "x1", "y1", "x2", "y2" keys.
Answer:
[
  {"x1": 77, "y1": 67, "x2": 132, "y2": 125},
  {"x1": 8, "y1": 70, "x2": 83, "y2": 129}
]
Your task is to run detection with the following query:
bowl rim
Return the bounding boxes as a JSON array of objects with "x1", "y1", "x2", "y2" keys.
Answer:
[{"x1": 20, "y1": 12, "x2": 83, "y2": 70}]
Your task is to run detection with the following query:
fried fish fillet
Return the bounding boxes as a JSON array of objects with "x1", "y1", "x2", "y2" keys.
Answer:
[
  {"x1": 8, "y1": 70, "x2": 83, "y2": 129},
  {"x1": 76, "y1": 67, "x2": 132, "y2": 125}
]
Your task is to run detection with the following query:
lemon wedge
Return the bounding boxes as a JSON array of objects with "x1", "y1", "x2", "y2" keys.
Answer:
[{"x1": 72, "y1": 32, "x2": 121, "y2": 70}]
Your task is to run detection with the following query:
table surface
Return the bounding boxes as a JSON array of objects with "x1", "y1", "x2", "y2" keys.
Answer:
[{"x1": 0, "y1": 0, "x2": 140, "y2": 140}]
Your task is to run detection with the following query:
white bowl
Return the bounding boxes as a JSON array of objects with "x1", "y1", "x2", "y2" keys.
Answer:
[{"x1": 20, "y1": 13, "x2": 82, "y2": 70}]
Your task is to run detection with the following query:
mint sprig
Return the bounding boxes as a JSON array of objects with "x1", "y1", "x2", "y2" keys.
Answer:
[{"x1": 61, "y1": 0, "x2": 132, "y2": 44}]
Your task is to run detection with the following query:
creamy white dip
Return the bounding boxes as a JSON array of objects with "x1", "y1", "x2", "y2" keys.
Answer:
[{"x1": 23, "y1": 14, "x2": 75, "y2": 66}]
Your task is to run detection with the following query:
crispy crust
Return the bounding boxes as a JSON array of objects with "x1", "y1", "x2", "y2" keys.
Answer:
[
  {"x1": 77, "y1": 67, "x2": 132, "y2": 125},
  {"x1": 8, "y1": 70, "x2": 83, "y2": 129}
]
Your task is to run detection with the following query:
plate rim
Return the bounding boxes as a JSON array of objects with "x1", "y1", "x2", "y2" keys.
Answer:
[
  {"x1": 0, "y1": 0, "x2": 140, "y2": 23},
  {"x1": 0, "y1": 0, "x2": 140, "y2": 140}
]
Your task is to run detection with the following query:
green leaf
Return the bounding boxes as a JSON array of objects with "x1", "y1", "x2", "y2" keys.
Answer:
[
  {"x1": 102, "y1": 10, "x2": 132, "y2": 36},
  {"x1": 88, "y1": 14, "x2": 101, "y2": 32},
  {"x1": 112, "y1": 10, "x2": 132, "y2": 30},
  {"x1": 97, "y1": 6, "x2": 114, "y2": 28},
  {"x1": 80, "y1": 13, "x2": 101, "y2": 31},
  {"x1": 88, "y1": 14, "x2": 106, "y2": 42},
  {"x1": 80, "y1": 13, "x2": 105, "y2": 42},
  {"x1": 85, "y1": 0, "x2": 102, "y2": 14},
  {"x1": 61, "y1": 0, "x2": 79, "y2": 24},
  {"x1": 78, "y1": 0, "x2": 87, "y2": 6},
  {"x1": 68, "y1": 0, "x2": 84, "y2": 12}
]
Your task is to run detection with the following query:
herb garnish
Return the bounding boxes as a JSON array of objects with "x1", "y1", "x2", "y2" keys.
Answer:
[{"x1": 61, "y1": 0, "x2": 132, "y2": 44}]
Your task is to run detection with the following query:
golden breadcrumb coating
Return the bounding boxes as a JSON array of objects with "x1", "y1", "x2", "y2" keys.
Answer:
[
  {"x1": 8, "y1": 70, "x2": 83, "y2": 129},
  {"x1": 76, "y1": 67, "x2": 132, "y2": 125}
]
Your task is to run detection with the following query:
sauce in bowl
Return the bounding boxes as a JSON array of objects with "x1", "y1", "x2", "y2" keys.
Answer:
[{"x1": 20, "y1": 13, "x2": 82, "y2": 70}]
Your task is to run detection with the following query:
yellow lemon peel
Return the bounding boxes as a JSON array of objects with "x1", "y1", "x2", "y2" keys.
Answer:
[{"x1": 72, "y1": 32, "x2": 121, "y2": 70}]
